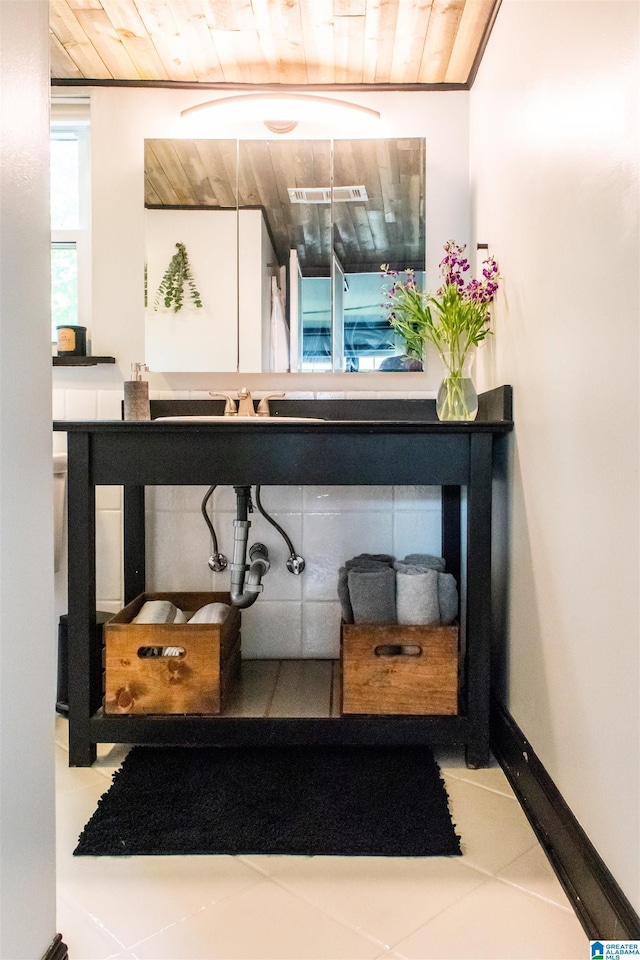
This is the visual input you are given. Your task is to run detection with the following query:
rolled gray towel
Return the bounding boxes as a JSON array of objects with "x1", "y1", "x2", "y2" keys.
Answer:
[
  {"x1": 438, "y1": 573, "x2": 458, "y2": 625},
  {"x1": 346, "y1": 553, "x2": 394, "y2": 568},
  {"x1": 396, "y1": 567, "x2": 440, "y2": 625},
  {"x1": 339, "y1": 556, "x2": 395, "y2": 623},
  {"x1": 394, "y1": 561, "x2": 437, "y2": 575},
  {"x1": 348, "y1": 566, "x2": 396, "y2": 624},
  {"x1": 346, "y1": 559, "x2": 392, "y2": 571},
  {"x1": 337, "y1": 566, "x2": 354, "y2": 623},
  {"x1": 403, "y1": 553, "x2": 446, "y2": 572}
]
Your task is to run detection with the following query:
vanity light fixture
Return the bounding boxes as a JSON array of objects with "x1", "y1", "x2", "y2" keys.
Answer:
[{"x1": 180, "y1": 93, "x2": 381, "y2": 135}]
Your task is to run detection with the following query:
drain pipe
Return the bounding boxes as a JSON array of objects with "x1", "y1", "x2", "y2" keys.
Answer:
[{"x1": 229, "y1": 486, "x2": 270, "y2": 608}]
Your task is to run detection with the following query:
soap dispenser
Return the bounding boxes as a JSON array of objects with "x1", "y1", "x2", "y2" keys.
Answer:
[{"x1": 124, "y1": 362, "x2": 150, "y2": 421}]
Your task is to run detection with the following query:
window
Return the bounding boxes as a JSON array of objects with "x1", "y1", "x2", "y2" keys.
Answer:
[{"x1": 50, "y1": 104, "x2": 90, "y2": 341}]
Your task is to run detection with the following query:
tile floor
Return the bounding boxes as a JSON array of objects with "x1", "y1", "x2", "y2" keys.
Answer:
[{"x1": 55, "y1": 717, "x2": 589, "y2": 960}]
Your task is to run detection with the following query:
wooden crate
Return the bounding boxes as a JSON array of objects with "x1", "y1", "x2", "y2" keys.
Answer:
[
  {"x1": 104, "y1": 592, "x2": 240, "y2": 715},
  {"x1": 341, "y1": 622, "x2": 459, "y2": 716}
]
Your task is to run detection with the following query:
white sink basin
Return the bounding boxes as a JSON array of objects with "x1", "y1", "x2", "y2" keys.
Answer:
[{"x1": 154, "y1": 415, "x2": 325, "y2": 423}]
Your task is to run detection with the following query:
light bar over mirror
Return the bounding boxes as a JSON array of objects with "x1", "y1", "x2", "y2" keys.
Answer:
[{"x1": 180, "y1": 93, "x2": 382, "y2": 135}]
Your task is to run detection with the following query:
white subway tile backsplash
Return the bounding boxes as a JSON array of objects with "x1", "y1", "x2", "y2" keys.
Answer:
[
  {"x1": 302, "y1": 602, "x2": 342, "y2": 658},
  {"x1": 375, "y1": 390, "x2": 437, "y2": 400},
  {"x1": 240, "y1": 601, "x2": 303, "y2": 658},
  {"x1": 374, "y1": 390, "x2": 413, "y2": 400},
  {"x1": 393, "y1": 485, "x2": 441, "y2": 507},
  {"x1": 254, "y1": 485, "x2": 303, "y2": 514},
  {"x1": 65, "y1": 389, "x2": 98, "y2": 420},
  {"x1": 393, "y1": 509, "x2": 442, "y2": 560},
  {"x1": 95, "y1": 510, "x2": 122, "y2": 602},
  {"x1": 97, "y1": 389, "x2": 123, "y2": 420},
  {"x1": 302, "y1": 511, "x2": 394, "y2": 601},
  {"x1": 146, "y1": 485, "x2": 214, "y2": 513},
  {"x1": 303, "y1": 485, "x2": 393, "y2": 512},
  {"x1": 209, "y1": 485, "x2": 240, "y2": 513},
  {"x1": 145, "y1": 510, "x2": 214, "y2": 592},
  {"x1": 52, "y1": 431, "x2": 67, "y2": 455},
  {"x1": 52, "y1": 389, "x2": 66, "y2": 420},
  {"x1": 212, "y1": 484, "x2": 303, "y2": 515},
  {"x1": 96, "y1": 486, "x2": 122, "y2": 511}
]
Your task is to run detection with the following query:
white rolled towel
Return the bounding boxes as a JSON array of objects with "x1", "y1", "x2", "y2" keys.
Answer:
[
  {"x1": 395, "y1": 567, "x2": 459, "y2": 625},
  {"x1": 188, "y1": 602, "x2": 230, "y2": 624},
  {"x1": 395, "y1": 567, "x2": 440, "y2": 625},
  {"x1": 132, "y1": 600, "x2": 187, "y2": 624}
]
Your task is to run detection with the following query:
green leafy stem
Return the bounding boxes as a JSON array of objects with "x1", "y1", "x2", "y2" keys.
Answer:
[{"x1": 154, "y1": 242, "x2": 203, "y2": 313}]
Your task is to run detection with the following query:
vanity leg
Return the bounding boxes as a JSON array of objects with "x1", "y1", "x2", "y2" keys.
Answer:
[
  {"x1": 465, "y1": 434, "x2": 493, "y2": 768},
  {"x1": 67, "y1": 433, "x2": 97, "y2": 767},
  {"x1": 124, "y1": 485, "x2": 146, "y2": 604},
  {"x1": 465, "y1": 742, "x2": 489, "y2": 769}
]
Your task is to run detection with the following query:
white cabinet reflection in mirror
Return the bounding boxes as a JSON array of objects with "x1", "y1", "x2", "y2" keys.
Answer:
[{"x1": 145, "y1": 208, "x2": 279, "y2": 372}]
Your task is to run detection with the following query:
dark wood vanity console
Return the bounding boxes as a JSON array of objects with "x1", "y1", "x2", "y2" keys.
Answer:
[{"x1": 55, "y1": 385, "x2": 513, "y2": 768}]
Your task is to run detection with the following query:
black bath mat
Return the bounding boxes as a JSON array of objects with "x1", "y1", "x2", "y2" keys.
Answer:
[{"x1": 74, "y1": 744, "x2": 461, "y2": 857}]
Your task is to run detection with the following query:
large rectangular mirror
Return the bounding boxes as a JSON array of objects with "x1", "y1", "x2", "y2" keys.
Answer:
[{"x1": 144, "y1": 137, "x2": 425, "y2": 373}]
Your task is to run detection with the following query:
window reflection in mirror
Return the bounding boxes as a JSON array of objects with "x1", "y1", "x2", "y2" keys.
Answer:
[{"x1": 144, "y1": 137, "x2": 425, "y2": 374}]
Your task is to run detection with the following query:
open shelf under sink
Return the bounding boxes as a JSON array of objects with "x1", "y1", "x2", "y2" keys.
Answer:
[{"x1": 225, "y1": 659, "x2": 341, "y2": 718}]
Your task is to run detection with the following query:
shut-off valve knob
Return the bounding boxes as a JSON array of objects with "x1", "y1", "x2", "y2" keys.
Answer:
[
  {"x1": 208, "y1": 552, "x2": 228, "y2": 572},
  {"x1": 286, "y1": 555, "x2": 306, "y2": 575}
]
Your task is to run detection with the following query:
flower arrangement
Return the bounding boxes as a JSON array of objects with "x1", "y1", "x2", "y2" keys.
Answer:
[
  {"x1": 382, "y1": 242, "x2": 500, "y2": 419},
  {"x1": 154, "y1": 242, "x2": 203, "y2": 313}
]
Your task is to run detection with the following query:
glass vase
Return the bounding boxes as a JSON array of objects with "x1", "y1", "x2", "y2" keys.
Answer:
[{"x1": 436, "y1": 351, "x2": 478, "y2": 422}]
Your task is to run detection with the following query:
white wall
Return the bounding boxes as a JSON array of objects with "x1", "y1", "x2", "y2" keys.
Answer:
[
  {"x1": 0, "y1": 2, "x2": 57, "y2": 956},
  {"x1": 471, "y1": 0, "x2": 640, "y2": 909}
]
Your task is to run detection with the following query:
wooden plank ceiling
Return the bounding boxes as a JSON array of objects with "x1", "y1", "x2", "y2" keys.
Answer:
[
  {"x1": 145, "y1": 138, "x2": 425, "y2": 275},
  {"x1": 50, "y1": 0, "x2": 499, "y2": 86}
]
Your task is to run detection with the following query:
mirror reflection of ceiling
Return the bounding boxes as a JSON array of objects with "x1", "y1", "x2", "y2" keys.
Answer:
[
  {"x1": 144, "y1": 138, "x2": 425, "y2": 277},
  {"x1": 50, "y1": 1, "x2": 500, "y2": 87}
]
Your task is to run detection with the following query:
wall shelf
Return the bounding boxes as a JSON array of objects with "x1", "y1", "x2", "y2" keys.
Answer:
[{"x1": 53, "y1": 356, "x2": 116, "y2": 366}]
